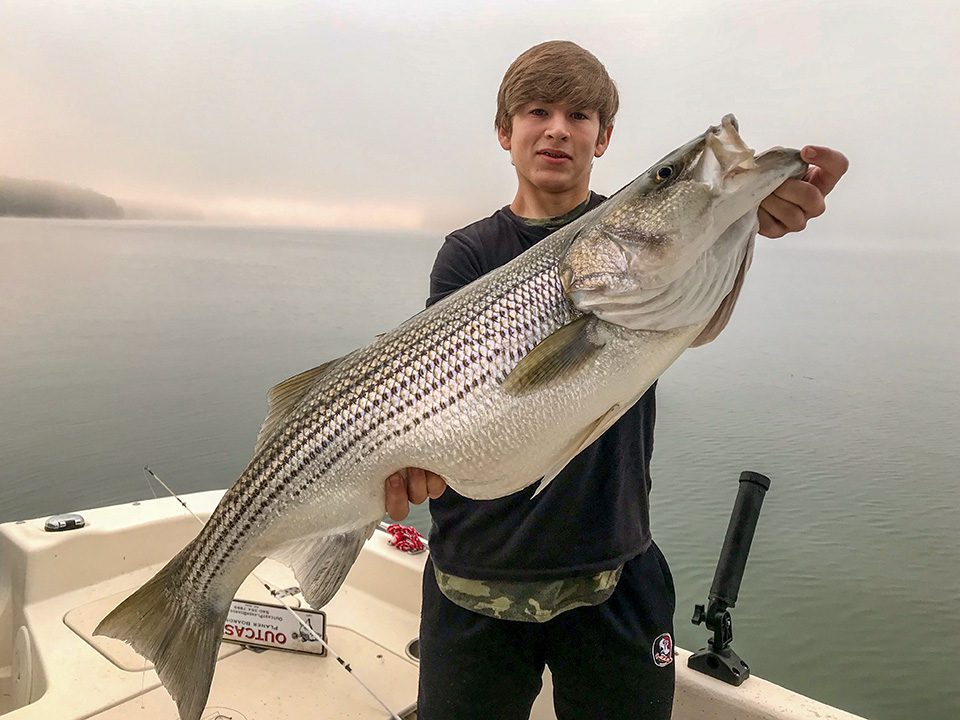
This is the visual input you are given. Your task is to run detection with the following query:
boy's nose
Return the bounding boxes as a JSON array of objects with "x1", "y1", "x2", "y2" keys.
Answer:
[{"x1": 545, "y1": 120, "x2": 571, "y2": 140}]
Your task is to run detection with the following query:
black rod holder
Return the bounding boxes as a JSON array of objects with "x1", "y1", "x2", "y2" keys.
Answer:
[{"x1": 688, "y1": 470, "x2": 770, "y2": 686}]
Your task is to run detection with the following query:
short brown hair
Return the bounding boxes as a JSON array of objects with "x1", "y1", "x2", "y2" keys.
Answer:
[{"x1": 495, "y1": 41, "x2": 619, "y2": 139}]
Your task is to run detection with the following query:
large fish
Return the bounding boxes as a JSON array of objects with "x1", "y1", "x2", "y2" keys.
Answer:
[{"x1": 96, "y1": 115, "x2": 806, "y2": 720}]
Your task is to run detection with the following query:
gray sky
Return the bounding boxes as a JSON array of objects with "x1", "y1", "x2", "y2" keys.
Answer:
[{"x1": 2, "y1": 0, "x2": 957, "y2": 236}]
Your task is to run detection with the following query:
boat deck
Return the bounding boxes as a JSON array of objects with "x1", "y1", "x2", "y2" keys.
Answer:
[{"x1": 0, "y1": 491, "x2": 865, "y2": 719}]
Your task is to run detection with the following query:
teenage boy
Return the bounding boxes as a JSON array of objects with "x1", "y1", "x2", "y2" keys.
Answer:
[{"x1": 385, "y1": 41, "x2": 848, "y2": 720}]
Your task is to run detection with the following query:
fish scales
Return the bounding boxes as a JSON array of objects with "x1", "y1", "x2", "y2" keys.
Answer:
[
  {"x1": 95, "y1": 115, "x2": 807, "y2": 720},
  {"x1": 183, "y1": 234, "x2": 571, "y2": 594}
]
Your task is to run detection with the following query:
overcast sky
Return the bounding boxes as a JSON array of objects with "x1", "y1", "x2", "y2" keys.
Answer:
[{"x1": 1, "y1": 0, "x2": 957, "y2": 236}]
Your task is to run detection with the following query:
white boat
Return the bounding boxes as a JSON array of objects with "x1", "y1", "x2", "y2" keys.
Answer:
[{"x1": 0, "y1": 490, "x2": 866, "y2": 719}]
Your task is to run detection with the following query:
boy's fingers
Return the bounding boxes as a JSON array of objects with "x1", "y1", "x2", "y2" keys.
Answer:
[
  {"x1": 406, "y1": 467, "x2": 429, "y2": 504},
  {"x1": 426, "y1": 471, "x2": 447, "y2": 499},
  {"x1": 385, "y1": 468, "x2": 443, "y2": 521},
  {"x1": 772, "y1": 179, "x2": 826, "y2": 218},
  {"x1": 758, "y1": 207, "x2": 788, "y2": 239},
  {"x1": 801, "y1": 146, "x2": 849, "y2": 196},
  {"x1": 385, "y1": 473, "x2": 409, "y2": 521},
  {"x1": 760, "y1": 194, "x2": 807, "y2": 234}
]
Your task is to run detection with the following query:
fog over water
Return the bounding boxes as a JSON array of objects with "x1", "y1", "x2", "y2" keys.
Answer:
[{"x1": 1, "y1": 0, "x2": 957, "y2": 235}]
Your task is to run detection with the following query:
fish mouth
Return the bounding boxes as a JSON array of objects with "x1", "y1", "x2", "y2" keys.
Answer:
[
  {"x1": 703, "y1": 114, "x2": 807, "y2": 190},
  {"x1": 701, "y1": 116, "x2": 807, "y2": 218},
  {"x1": 721, "y1": 145, "x2": 807, "y2": 206},
  {"x1": 695, "y1": 114, "x2": 759, "y2": 189},
  {"x1": 756, "y1": 146, "x2": 808, "y2": 179}
]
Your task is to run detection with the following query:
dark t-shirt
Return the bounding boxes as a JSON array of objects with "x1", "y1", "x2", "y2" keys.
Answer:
[{"x1": 424, "y1": 193, "x2": 659, "y2": 582}]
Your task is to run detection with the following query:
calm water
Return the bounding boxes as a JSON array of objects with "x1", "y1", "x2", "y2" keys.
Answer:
[{"x1": 1, "y1": 219, "x2": 957, "y2": 719}]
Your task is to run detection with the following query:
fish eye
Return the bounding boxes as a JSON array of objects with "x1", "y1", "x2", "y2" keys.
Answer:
[{"x1": 654, "y1": 165, "x2": 675, "y2": 183}]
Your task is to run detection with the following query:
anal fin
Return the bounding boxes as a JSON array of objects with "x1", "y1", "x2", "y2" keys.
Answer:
[{"x1": 273, "y1": 521, "x2": 379, "y2": 609}]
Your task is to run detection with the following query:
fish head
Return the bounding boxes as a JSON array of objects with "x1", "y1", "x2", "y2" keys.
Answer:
[{"x1": 560, "y1": 114, "x2": 807, "y2": 332}]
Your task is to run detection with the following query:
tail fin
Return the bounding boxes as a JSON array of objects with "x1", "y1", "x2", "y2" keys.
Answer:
[{"x1": 94, "y1": 547, "x2": 232, "y2": 720}]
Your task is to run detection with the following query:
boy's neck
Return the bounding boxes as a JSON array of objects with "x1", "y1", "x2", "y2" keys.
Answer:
[{"x1": 508, "y1": 186, "x2": 591, "y2": 220}]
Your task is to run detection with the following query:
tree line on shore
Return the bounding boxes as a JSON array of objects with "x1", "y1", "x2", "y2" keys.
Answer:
[{"x1": 0, "y1": 176, "x2": 124, "y2": 219}]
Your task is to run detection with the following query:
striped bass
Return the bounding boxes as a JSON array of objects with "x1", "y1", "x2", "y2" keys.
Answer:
[{"x1": 96, "y1": 115, "x2": 806, "y2": 720}]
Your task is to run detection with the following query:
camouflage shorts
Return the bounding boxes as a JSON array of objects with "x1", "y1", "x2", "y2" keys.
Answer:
[{"x1": 434, "y1": 564, "x2": 624, "y2": 623}]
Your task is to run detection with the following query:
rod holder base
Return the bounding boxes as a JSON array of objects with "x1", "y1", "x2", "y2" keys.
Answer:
[{"x1": 686, "y1": 645, "x2": 750, "y2": 687}]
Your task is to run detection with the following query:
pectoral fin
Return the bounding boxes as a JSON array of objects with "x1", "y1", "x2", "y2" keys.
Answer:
[
  {"x1": 502, "y1": 315, "x2": 604, "y2": 395},
  {"x1": 531, "y1": 404, "x2": 622, "y2": 498}
]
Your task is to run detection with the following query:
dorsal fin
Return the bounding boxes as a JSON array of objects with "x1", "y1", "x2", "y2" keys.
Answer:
[{"x1": 254, "y1": 357, "x2": 345, "y2": 455}]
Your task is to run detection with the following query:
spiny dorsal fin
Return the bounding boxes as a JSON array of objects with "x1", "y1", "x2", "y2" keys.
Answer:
[
  {"x1": 254, "y1": 357, "x2": 345, "y2": 455},
  {"x1": 502, "y1": 315, "x2": 604, "y2": 395}
]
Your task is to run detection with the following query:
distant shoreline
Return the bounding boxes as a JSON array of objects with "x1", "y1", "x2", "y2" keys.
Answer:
[{"x1": 0, "y1": 176, "x2": 124, "y2": 220}]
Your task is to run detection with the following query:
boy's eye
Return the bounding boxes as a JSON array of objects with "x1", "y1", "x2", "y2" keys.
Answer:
[
  {"x1": 530, "y1": 108, "x2": 547, "y2": 116},
  {"x1": 571, "y1": 112, "x2": 589, "y2": 121}
]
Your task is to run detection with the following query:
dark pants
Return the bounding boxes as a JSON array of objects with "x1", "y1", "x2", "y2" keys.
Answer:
[{"x1": 417, "y1": 543, "x2": 677, "y2": 720}]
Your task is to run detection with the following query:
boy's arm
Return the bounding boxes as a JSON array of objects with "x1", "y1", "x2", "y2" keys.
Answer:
[{"x1": 384, "y1": 233, "x2": 485, "y2": 521}]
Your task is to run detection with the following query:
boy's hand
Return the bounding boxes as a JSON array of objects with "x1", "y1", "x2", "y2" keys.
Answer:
[
  {"x1": 385, "y1": 468, "x2": 447, "y2": 521},
  {"x1": 758, "y1": 146, "x2": 849, "y2": 239}
]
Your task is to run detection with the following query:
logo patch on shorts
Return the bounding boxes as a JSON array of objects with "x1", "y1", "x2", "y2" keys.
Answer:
[{"x1": 652, "y1": 632, "x2": 674, "y2": 667}]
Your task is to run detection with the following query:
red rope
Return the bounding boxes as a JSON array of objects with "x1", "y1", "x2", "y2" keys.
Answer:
[{"x1": 385, "y1": 523, "x2": 425, "y2": 553}]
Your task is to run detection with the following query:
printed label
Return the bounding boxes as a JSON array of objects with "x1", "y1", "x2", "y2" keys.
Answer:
[{"x1": 222, "y1": 599, "x2": 326, "y2": 656}]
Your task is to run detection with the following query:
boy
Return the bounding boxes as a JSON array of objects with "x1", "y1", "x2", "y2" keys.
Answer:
[{"x1": 386, "y1": 41, "x2": 847, "y2": 719}]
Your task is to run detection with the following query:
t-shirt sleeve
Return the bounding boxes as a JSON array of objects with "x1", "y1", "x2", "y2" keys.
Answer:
[{"x1": 427, "y1": 232, "x2": 485, "y2": 308}]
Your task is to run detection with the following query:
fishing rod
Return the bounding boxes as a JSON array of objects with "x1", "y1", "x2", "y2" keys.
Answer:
[{"x1": 143, "y1": 466, "x2": 404, "y2": 720}]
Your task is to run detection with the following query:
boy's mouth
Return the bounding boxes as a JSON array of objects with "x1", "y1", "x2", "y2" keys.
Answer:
[{"x1": 537, "y1": 149, "x2": 572, "y2": 161}]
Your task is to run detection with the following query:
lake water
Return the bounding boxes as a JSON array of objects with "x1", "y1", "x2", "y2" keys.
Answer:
[{"x1": 1, "y1": 218, "x2": 957, "y2": 720}]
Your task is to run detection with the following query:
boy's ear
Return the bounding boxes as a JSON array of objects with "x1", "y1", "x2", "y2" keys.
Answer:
[
  {"x1": 497, "y1": 123, "x2": 512, "y2": 151},
  {"x1": 594, "y1": 125, "x2": 613, "y2": 158}
]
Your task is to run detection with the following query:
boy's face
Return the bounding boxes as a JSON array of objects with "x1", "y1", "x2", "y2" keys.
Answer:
[{"x1": 498, "y1": 101, "x2": 612, "y2": 201}]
